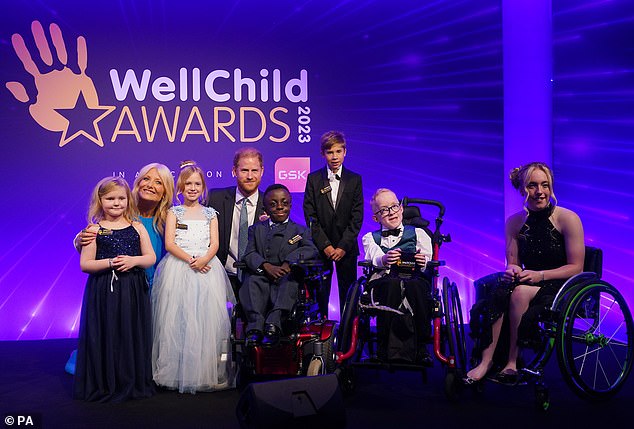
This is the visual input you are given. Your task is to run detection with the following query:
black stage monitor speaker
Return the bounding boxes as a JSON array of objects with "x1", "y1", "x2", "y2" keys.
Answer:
[{"x1": 236, "y1": 374, "x2": 346, "y2": 429}]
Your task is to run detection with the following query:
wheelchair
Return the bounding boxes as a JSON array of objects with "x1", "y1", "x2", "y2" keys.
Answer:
[
  {"x1": 231, "y1": 260, "x2": 340, "y2": 389},
  {"x1": 468, "y1": 246, "x2": 634, "y2": 410},
  {"x1": 335, "y1": 198, "x2": 468, "y2": 400}
]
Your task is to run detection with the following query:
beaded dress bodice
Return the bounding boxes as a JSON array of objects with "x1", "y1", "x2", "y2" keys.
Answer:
[
  {"x1": 95, "y1": 225, "x2": 141, "y2": 259},
  {"x1": 171, "y1": 205, "x2": 217, "y2": 256},
  {"x1": 517, "y1": 205, "x2": 567, "y2": 271}
]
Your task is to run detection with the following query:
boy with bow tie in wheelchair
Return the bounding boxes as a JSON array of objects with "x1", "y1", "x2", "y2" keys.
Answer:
[{"x1": 360, "y1": 188, "x2": 434, "y2": 365}]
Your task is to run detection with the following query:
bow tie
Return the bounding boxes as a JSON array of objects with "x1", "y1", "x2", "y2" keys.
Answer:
[
  {"x1": 381, "y1": 228, "x2": 401, "y2": 237},
  {"x1": 330, "y1": 174, "x2": 340, "y2": 181}
]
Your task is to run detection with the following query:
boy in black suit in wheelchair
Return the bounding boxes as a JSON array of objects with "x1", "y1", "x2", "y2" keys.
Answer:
[
  {"x1": 239, "y1": 184, "x2": 319, "y2": 347},
  {"x1": 361, "y1": 188, "x2": 433, "y2": 365}
]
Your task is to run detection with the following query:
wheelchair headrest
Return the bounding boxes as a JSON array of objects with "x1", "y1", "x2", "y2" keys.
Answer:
[
  {"x1": 584, "y1": 246, "x2": 602, "y2": 278},
  {"x1": 402, "y1": 205, "x2": 430, "y2": 229}
]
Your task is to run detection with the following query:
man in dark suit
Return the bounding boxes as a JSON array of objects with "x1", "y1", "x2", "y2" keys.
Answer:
[
  {"x1": 303, "y1": 131, "x2": 364, "y2": 318},
  {"x1": 239, "y1": 184, "x2": 319, "y2": 346},
  {"x1": 206, "y1": 147, "x2": 266, "y2": 294}
]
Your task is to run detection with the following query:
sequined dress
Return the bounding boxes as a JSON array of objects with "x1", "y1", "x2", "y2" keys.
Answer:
[
  {"x1": 518, "y1": 204, "x2": 568, "y2": 295},
  {"x1": 74, "y1": 224, "x2": 154, "y2": 402},
  {"x1": 151, "y1": 206, "x2": 236, "y2": 393},
  {"x1": 469, "y1": 205, "x2": 568, "y2": 356}
]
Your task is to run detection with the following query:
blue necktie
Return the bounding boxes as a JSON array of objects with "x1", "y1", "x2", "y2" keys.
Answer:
[{"x1": 237, "y1": 198, "x2": 249, "y2": 280}]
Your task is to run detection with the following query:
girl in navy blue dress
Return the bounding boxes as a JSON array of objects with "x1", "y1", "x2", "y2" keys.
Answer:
[{"x1": 74, "y1": 177, "x2": 156, "y2": 402}]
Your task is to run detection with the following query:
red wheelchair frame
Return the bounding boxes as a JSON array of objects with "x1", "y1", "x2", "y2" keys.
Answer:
[
  {"x1": 231, "y1": 261, "x2": 340, "y2": 388},
  {"x1": 335, "y1": 198, "x2": 467, "y2": 399}
]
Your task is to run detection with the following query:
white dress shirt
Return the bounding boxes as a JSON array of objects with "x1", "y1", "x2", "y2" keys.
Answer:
[
  {"x1": 226, "y1": 189, "x2": 259, "y2": 274},
  {"x1": 328, "y1": 166, "x2": 342, "y2": 207},
  {"x1": 362, "y1": 223, "x2": 433, "y2": 269}
]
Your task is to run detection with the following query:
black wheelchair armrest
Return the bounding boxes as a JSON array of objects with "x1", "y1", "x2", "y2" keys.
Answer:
[{"x1": 426, "y1": 260, "x2": 445, "y2": 268}]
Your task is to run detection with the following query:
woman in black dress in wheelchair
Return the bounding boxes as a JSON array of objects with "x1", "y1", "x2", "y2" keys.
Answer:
[{"x1": 465, "y1": 162, "x2": 585, "y2": 383}]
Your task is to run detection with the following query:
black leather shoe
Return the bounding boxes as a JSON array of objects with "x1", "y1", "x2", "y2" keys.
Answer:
[
  {"x1": 416, "y1": 348, "x2": 433, "y2": 367},
  {"x1": 495, "y1": 369, "x2": 519, "y2": 385},
  {"x1": 261, "y1": 324, "x2": 281, "y2": 347},
  {"x1": 245, "y1": 330, "x2": 262, "y2": 346}
]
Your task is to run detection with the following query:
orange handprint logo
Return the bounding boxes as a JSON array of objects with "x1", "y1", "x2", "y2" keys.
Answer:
[{"x1": 5, "y1": 21, "x2": 114, "y2": 147}]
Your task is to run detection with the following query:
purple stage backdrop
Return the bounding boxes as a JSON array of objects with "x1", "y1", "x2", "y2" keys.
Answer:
[
  {"x1": 552, "y1": 1, "x2": 634, "y2": 303},
  {"x1": 0, "y1": 1, "x2": 631, "y2": 341}
]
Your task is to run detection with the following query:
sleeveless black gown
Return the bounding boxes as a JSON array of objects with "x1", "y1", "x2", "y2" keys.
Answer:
[
  {"x1": 470, "y1": 204, "x2": 569, "y2": 357},
  {"x1": 516, "y1": 204, "x2": 568, "y2": 342},
  {"x1": 73, "y1": 225, "x2": 154, "y2": 402}
]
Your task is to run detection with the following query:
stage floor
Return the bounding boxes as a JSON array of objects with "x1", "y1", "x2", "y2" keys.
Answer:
[{"x1": 1, "y1": 338, "x2": 633, "y2": 428}]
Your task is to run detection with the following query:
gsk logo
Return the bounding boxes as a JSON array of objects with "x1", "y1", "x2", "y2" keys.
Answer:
[{"x1": 275, "y1": 157, "x2": 310, "y2": 193}]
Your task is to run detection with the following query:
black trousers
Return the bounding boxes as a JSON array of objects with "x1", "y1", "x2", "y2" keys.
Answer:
[
  {"x1": 367, "y1": 275, "x2": 432, "y2": 357},
  {"x1": 317, "y1": 252, "x2": 359, "y2": 318}
]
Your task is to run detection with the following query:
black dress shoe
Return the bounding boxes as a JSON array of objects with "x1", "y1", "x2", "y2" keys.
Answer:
[
  {"x1": 495, "y1": 369, "x2": 518, "y2": 385},
  {"x1": 245, "y1": 330, "x2": 262, "y2": 346},
  {"x1": 261, "y1": 324, "x2": 281, "y2": 347},
  {"x1": 416, "y1": 348, "x2": 433, "y2": 367}
]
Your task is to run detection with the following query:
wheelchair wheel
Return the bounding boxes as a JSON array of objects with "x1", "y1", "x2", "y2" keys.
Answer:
[
  {"x1": 556, "y1": 281, "x2": 634, "y2": 401},
  {"x1": 442, "y1": 277, "x2": 468, "y2": 376},
  {"x1": 306, "y1": 329, "x2": 338, "y2": 376},
  {"x1": 336, "y1": 278, "x2": 363, "y2": 356},
  {"x1": 235, "y1": 351, "x2": 252, "y2": 391},
  {"x1": 534, "y1": 382, "x2": 550, "y2": 411}
]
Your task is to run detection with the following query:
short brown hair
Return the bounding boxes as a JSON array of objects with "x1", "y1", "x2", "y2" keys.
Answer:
[{"x1": 320, "y1": 131, "x2": 346, "y2": 154}]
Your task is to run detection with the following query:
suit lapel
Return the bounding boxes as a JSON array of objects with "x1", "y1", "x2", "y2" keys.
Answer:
[
  {"x1": 334, "y1": 168, "x2": 347, "y2": 211},
  {"x1": 320, "y1": 167, "x2": 335, "y2": 211},
  {"x1": 256, "y1": 221, "x2": 268, "y2": 253},
  {"x1": 223, "y1": 188, "x2": 236, "y2": 247},
  {"x1": 255, "y1": 190, "x2": 265, "y2": 220}
]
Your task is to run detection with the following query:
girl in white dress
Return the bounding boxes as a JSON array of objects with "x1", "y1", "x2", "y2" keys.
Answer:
[{"x1": 152, "y1": 161, "x2": 235, "y2": 393}]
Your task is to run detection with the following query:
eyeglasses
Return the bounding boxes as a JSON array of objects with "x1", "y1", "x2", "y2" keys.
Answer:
[{"x1": 375, "y1": 203, "x2": 401, "y2": 217}]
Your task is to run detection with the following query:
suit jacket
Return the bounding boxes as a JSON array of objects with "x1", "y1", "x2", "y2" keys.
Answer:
[
  {"x1": 206, "y1": 186, "x2": 265, "y2": 267},
  {"x1": 243, "y1": 220, "x2": 318, "y2": 272},
  {"x1": 303, "y1": 166, "x2": 363, "y2": 256}
]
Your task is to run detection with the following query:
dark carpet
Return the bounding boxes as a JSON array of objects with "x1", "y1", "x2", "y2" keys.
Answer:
[{"x1": 1, "y1": 338, "x2": 633, "y2": 429}]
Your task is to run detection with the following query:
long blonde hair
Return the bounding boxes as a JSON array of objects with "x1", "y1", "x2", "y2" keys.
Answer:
[
  {"x1": 509, "y1": 162, "x2": 558, "y2": 209},
  {"x1": 132, "y1": 163, "x2": 174, "y2": 236},
  {"x1": 176, "y1": 160, "x2": 207, "y2": 203},
  {"x1": 87, "y1": 177, "x2": 137, "y2": 224}
]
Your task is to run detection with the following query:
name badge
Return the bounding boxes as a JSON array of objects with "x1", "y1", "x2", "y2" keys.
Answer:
[
  {"x1": 320, "y1": 185, "x2": 332, "y2": 194},
  {"x1": 288, "y1": 235, "x2": 302, "y2": 245},
  {"x1": 176, "y1": 223, "x2": 188, "y2": 230},
  {"x1": 97, "y1": 228, "x2": 113, "y2": 236}
]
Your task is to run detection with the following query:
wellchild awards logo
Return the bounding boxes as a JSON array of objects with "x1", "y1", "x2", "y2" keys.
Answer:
[
  {"x1": 5, "y1": 21, "x2": 312, "y2": 148},
  {"x1": 6, "y1": 21, "x2": 114, "y2": 147}
]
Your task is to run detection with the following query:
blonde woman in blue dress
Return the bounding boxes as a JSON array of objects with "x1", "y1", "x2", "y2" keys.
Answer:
[{"x1": 152, "y1": 161, "x2": 236, "y2": 393}]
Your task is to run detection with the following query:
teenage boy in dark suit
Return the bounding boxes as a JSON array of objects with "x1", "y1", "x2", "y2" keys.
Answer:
[{"x1": 303, "y1": 131, "x2": 363, "y2": 318}]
